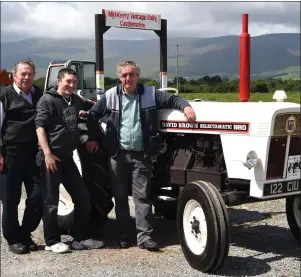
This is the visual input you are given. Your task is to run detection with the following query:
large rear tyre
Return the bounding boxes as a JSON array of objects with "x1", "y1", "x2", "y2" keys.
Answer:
[
  {"x1": 152, "y1": 185, "x2": 179, "y2": 220},
  {"x1": 286, "y1": 195, "x2": 300, "y2": 244},
  {"x1": 177, "y1": 180, "x2": 230, "y2": 273},
  {"x1": 58, "y1": 184, "x2": 74, "y2": 234},
  {"x1": 57, "y1": 149, "x2": 113, "y2": 234}
]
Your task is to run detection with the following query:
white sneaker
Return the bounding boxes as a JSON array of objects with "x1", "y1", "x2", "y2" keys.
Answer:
[
  {"x1": 72, "y1": 238, "x2": 104, "y2": 250},
  {"x1": 45, "y1": 242, "x2": 70, "y2": 253}
]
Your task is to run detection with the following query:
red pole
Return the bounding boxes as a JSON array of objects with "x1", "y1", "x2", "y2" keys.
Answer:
[{"x1": 239, "y1": 14, "x2": 250, "y2": 102}]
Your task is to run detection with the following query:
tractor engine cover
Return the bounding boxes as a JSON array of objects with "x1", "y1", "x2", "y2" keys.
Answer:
[{"x1": 157, "y1": 100, "x2": 300, "y2": 199}]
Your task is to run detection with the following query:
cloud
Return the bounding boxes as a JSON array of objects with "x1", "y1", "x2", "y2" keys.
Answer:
[{"x1": 1, "y1": 1, "x2": 300, "y2": 42}]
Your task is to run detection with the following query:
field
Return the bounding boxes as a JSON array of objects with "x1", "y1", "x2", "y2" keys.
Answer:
[
  {"x1": 251, "y1": 66, "x2": 300, "y2": 80},
  {"x1": 178, "y1": 92, "x2": 300, "y2": 103}
]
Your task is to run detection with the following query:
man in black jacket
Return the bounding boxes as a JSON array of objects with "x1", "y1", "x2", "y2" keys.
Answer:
[
  {"x1": 86, "y1": 61, "x2": 196, "y2": 250},
  {"x1": 0, "y1": 59, "x2": 43, "y2": 254},
  {"x1": 35, "y1": 67, "x2": 104, "y2": 253}
]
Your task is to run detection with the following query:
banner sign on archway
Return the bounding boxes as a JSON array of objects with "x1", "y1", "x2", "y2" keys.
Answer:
[{"x1": 104, "y1": 9, "x2": 161, "y2": 30}]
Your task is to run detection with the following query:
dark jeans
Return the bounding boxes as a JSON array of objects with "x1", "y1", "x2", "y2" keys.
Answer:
[
  {"x1": 109, "y1": 150, "x2": 153, "y2": 245},
  {"x1": 2, "y1": 151, "x2": 43, "y2": 245},
  {"x1": 39, "y1": 154, "x2": 91, "y2": 246}
]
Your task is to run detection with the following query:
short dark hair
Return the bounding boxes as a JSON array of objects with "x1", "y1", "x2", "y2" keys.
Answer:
[{"x1": 57, "y1": 68, "x2": 77, "y2": 80}]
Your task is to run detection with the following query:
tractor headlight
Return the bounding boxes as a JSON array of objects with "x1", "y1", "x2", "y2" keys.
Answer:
[{"x1": 243, "y1": 151, "x2": 258, "y2": 170}]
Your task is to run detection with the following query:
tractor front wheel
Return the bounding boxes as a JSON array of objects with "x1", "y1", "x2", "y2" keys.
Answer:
[
  {"x1": 177, "y1": 180, "x2": 230, "y2": 273},
  {"x1": 286, "y1": 195, "x2": 300, "y2": 244}
]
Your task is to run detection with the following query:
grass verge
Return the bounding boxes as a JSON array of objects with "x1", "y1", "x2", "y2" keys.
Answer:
[{"x1": 178, "y1": 92, "x2": 300, "y2": 103}]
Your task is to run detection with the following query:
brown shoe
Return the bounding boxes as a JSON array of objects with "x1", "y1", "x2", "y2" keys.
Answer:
[{"x1": 139, "y1": 239, "x2": 159, "y2": 251}]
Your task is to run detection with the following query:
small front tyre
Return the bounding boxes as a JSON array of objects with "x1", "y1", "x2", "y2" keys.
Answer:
[
  {"x1": 177, "y1": 180, "x2": 230, "y2": 273},
  {"x1": 286, "y1": 195, "x2": 300, "y2": 244}
]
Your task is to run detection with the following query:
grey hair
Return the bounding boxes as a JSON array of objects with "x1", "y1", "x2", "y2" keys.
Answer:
[
  {"x1": 116, "y1": 61, "x2": 140, "y2": 76},
  {"x1": 13, "y1": 59, "x2": 36, "y2": 75}
]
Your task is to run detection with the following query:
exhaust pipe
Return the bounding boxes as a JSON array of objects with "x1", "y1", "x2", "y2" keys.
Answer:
[{"x1": 239, "y1": 14, "x2": 251, "y2": 102}]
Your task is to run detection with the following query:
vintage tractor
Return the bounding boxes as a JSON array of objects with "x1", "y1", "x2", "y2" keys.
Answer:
[
  {"x1": 44, "y1": 59, "x2": 300, "y2": 273},
  {"x1": 156, "y1": 99, "x2": 300, "y2": 272}
]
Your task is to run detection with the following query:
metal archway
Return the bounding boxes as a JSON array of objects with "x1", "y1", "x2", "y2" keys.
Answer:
[{"x1": 94, "y1": 10, "x2": 167, "y2": 99}]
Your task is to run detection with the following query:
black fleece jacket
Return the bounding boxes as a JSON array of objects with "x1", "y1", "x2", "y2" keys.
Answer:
[{"x1": 35, "y1": 88, "x2": 94, "y2": 156}]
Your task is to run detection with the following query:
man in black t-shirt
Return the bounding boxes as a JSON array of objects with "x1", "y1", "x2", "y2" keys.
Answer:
[{"x1": 0, "y1": 59, "x2": 43, "y2": 254}]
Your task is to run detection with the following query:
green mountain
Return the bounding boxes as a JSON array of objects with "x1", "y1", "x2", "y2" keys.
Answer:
[{"x1": 1, "y1": 33, "x2": 299, "y2": 80}]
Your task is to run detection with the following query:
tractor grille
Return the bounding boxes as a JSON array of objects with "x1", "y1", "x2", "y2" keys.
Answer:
[
  {"x1": 266, "y1": 135, "x2": 301, "y2": 180},
  {"x1": 267, "y1": 112, "x2": 300, "y2": 180},
  {"x1": 266, "y1": 137, "x2": 287, "y2": 180},
  {"x1": 273, "y1": 113, "x2": 300, "y2": 136}
]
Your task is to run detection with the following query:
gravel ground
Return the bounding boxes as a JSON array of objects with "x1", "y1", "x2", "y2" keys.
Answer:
[{"x1": 1, "y1": 188, "x2": 300, "y2": 277}]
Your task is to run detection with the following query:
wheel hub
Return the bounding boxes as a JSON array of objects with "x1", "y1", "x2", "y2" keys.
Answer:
[
  {"x1": 183, "y1": 199, "x2": 208, "y2": 255},
  {"x1": 58, "y1": 185, "x2": 74, "y2": 216},
  {"x1": 58, "y1": 199, "x2": 74, "y2": 216},
  {"x1": 190, "y1": 216, "x2": 201, "y2": 237}
]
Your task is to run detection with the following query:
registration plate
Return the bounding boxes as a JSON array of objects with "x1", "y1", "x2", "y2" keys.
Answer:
[{"x1": 263, "y1": 179, "x2": 300, "y2": 196}]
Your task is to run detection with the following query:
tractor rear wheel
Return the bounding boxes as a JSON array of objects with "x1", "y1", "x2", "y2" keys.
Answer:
[
  {"x1": 57, "y1": 143, "x2": 114, "y2": 235},
  {"x1": 57, "y1": 184, "x2": 75, "y2": 234},
  {"x1": 152, "y1": 184, "x2": 179, "y2": 219}
]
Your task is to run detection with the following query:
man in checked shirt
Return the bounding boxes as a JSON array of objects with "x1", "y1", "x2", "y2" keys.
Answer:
[{"x1": 0, "y1": 59, "x2": 43, "y2": 254}]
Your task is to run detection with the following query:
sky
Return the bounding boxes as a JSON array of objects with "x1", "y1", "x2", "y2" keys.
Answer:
[{"x1": 1, "y1": 1, "x2": 300, "y2": 42}]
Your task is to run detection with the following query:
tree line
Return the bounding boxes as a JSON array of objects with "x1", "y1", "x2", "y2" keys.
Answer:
[{"x1": 34, "y1": 75, "x2": 300, "y2": 93}]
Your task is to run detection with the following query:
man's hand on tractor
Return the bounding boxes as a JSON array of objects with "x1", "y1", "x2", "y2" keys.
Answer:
[
  {"x1": 184, "y1": 106, "x2": 196, "y2": 122},
  {"x1": 79, "y1": 110, "x2": 89, "y2": 121},
  {"x1": 86, "y1": 140, "x2": 99, "y2": 153}
]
